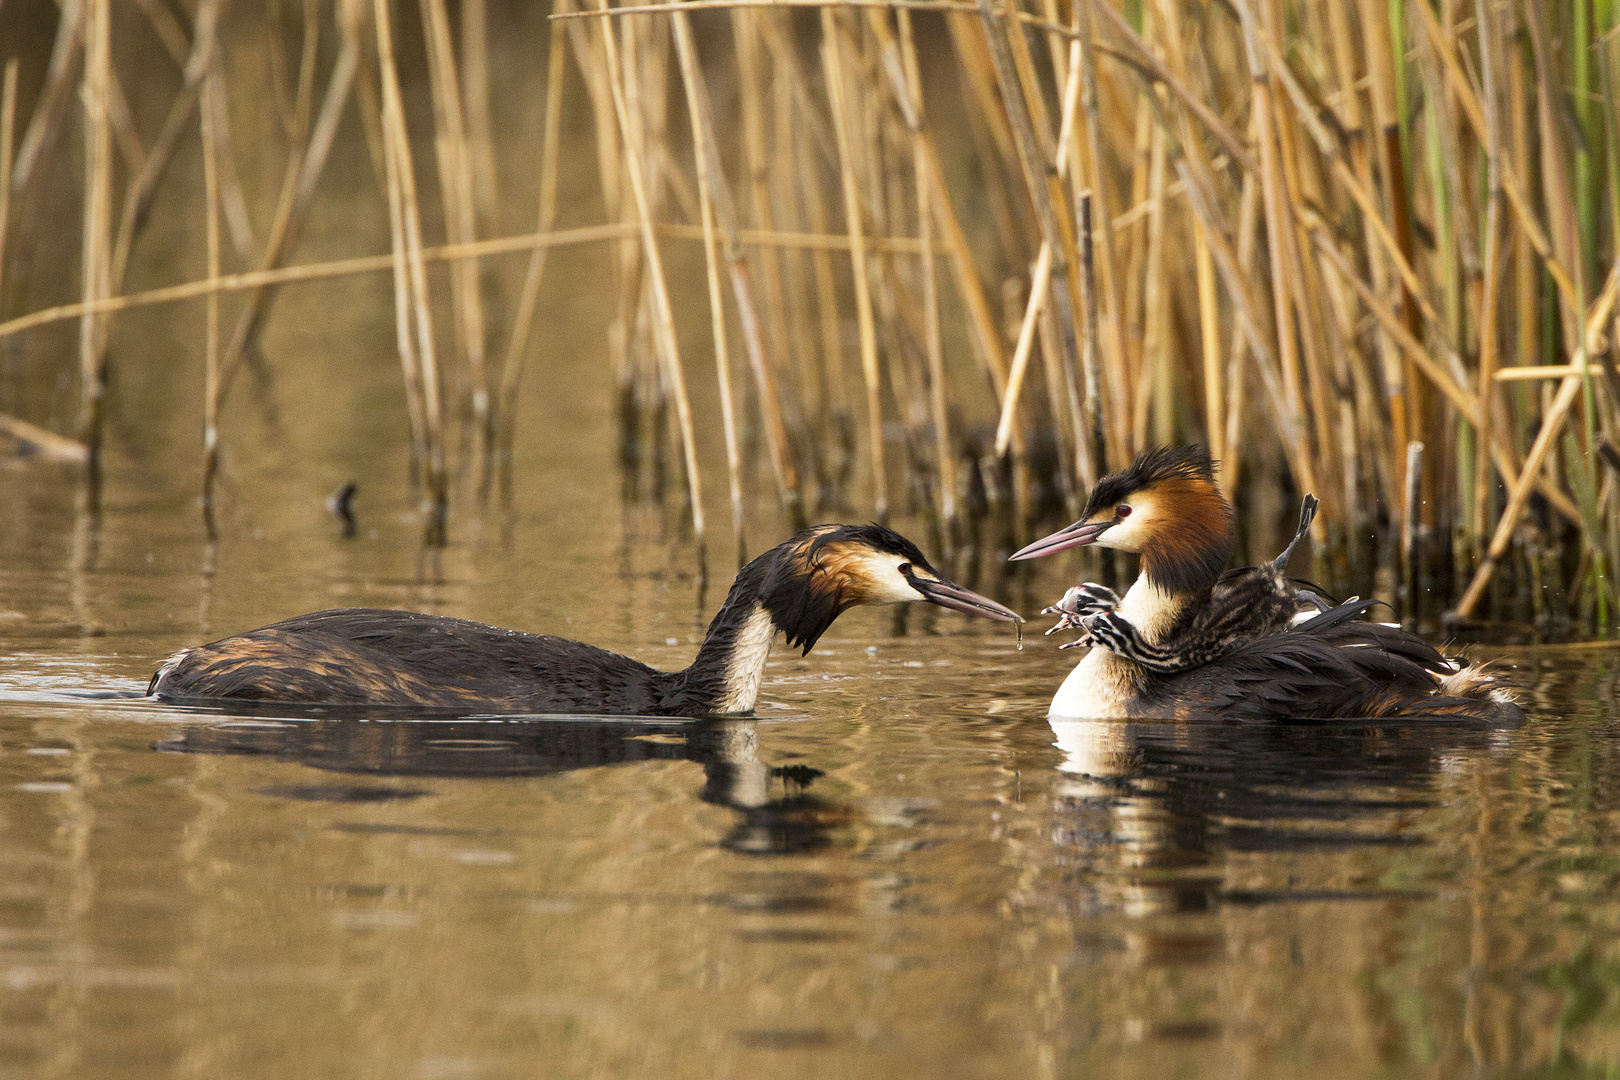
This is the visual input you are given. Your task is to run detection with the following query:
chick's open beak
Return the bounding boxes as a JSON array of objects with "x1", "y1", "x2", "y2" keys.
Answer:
[
  {"x1": 1007, "y1": 519, "x2": 1112, "y2": 561},
  {"x1": 911, "y1": 576, "x2": 1023, "y2": 622}
]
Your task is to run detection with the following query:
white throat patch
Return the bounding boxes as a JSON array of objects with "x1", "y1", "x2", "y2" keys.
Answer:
[{"x1": 717, "y1": 603, "x2": 778, "y2": 713}]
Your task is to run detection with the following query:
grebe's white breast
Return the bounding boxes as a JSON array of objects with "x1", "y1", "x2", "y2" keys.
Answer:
[{"x1": 1048, "y1": 575, "x2": 1184, "y2": 719}]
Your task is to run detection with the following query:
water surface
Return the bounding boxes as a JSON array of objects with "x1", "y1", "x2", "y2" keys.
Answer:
[{"x1": 3, "y1": 454, "x2": 1619, "y2": 1080}]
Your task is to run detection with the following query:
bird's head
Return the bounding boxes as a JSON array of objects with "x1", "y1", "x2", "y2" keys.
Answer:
[
  {"x1": 1008, "y1": 446, "x2": 1234, "y2": 594},
  {"x1": 761, "y1": 524, "x2": 1022, "y2": 654}
]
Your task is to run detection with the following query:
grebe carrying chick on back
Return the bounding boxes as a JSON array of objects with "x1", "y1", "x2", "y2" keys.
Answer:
[
  {"x1": 150, "y1": 524, "x2": 1021, "y2": 716},
  {"x1": 1010, "y1": 446, "x2": 1521, "y2": 722}
]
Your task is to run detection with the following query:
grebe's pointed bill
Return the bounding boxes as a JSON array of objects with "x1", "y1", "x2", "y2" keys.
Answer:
[
  {"x1": 910, "y1": 575, "x2": 1023, "y2": 622},
  {"x1": 1008, "y1": 520, "x2": 1112, "y2": 561}
]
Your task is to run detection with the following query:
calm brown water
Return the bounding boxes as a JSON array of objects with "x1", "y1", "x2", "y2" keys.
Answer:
[{"x1": 2, "y1": 444, "x2": 1619, "y2": 1080}]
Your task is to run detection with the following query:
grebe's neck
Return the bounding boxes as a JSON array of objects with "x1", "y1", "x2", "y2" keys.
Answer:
[
  {"x1": 680, "y1": 535, "x2": 847, "y2": 714},
  {"x1": 1115, "y1": 574, "x2": 1195, "y2": 645},
  {"x1": 680, "y1": 551, "x2": 780, "y2": 714},
  {"x1": 1134, "y1": 483, "x2": 1234, "y2": 601},
  {"x1": 1125, "y1": 485, "x2": 1234, "y2": 642}
]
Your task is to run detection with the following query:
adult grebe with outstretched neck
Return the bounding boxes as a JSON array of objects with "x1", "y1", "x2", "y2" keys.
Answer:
[
  {"x1": 1011, "y1": 447, "x2": 1521, "y2": 722},
  {"x1": 150, "y1": 524, "x2": 1022, "y2": 716}
]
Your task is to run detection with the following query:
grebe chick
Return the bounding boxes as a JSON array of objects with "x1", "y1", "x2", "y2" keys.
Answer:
[
  {"x1": 1035, "y1": 488, "x2": 1329, "y2": 667},
  {"x1": 1009, "y1": 447, "x2": 1520, "y2": 722},
  {"x1": 150, "y1": 524, "x2": 1021, "y2": 716}
]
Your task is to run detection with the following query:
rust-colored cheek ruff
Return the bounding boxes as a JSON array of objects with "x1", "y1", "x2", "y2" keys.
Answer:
[{"x1": 1138, "y1": 480, "x2": 1234, "y2": 596}]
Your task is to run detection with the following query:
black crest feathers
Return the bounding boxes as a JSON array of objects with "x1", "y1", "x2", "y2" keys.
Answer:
[
  {"x1": 1081, "y1": 445, "x2": 1220, "y2": 522},
  {"x1": 762, "y1": 524, "x2": 929, "y2": 655}
]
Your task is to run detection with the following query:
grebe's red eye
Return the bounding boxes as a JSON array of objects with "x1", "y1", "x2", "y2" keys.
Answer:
[{"x1": 1115, "y1": 504, "x2": 1132, "y2": 518}]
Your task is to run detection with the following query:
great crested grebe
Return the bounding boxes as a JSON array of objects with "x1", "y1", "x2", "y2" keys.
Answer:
[
  {"x1": 149, "y1": 524, "x2": 1022, "y2": 716},
  {"x1": 1009, "y1": 446, "x2": 1521, "y2": 722}
]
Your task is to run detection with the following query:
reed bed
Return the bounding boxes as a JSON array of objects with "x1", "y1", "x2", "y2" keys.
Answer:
[{"x1": 0, "y1": 0, "x2": 1616, "y2": 634}]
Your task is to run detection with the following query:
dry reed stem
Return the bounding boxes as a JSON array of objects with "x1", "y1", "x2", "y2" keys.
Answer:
[
  {"x1": 822, "y1": 11, "x2": 887, "y2": 521},
  {"x1": 379, "y1": 78, "x2": 428, "y2": 491},
  {"x1": 1238, "y1": 5, "x2": 1310, "y2": 486},
  {"x1": 11, "y1": 0, "x2": 83, "y2": 195},
  {"x1": 1175, "y1": 156, "x2": 1311, "y2": 489},
  {"x1": 1411, "y1": 0, "x2": 1580, "y2": 323},
  {"x1": 1219, "y1": 159, "x2": 1260, "y2": 502},
  {"x1": 0, "y1": 222, "x2": 943, "y2": 344},
  {"x1": 78, "y1": 0, "x2": 113, "y2": 493},
  {"x1": 793, "y1": 96, "x2": 855, "y2": 477},
  {"x1": 978, "y1": 0, "x2": 1086, "y2": 481},
  {"x1": 1192, "y1": 215, "x2": 1220, "y2": 460},
  {"x1": 1311, "y1": 226, "x2": 1584, "y2": 528},
  {"x1": 200, "y1": 43, "x2": 223, "y2": 539},
  {"x1": 460, "y1": 0, "x2": 500, "y2": 223},
  {"x1": 376, "y1": 0, "x2": 448, "y2": 536},
  {"x1": 889, "y1": 67, "x2": 1010, "y2": 411},
  {"x1": 993, "y1": 34, "x2": 1081, "y2": 458},
  {"x1": 670, "y1": 13, "x2": 802, "y2": 526},
  {"x1": 1471, "y1": 0, "x2": 1504, "y2": 547},
  {"x1": 217, "y1": 21, "x2": 359, "y2": 398},
  {"x1": 421, "y1": 0, "x2": 491, "y2": 465},
  {"x1": 1353, "y1": 0, "x2": 1418, "y2": 513},
  {"x1": 109, "y1": 5, "x2": 223, "y2": 305},
  {"x1": 1456, "y1": 370, "x2": 1588, "y2": 616},
  {"x1": 131, "y1": 0, "x2": 192, "y2": 67},
  {"x1": 895, "y1": 10, "x2": 956, "y2": 527},
  {"x1": 1074, "y1": 190, "x2": 1101, "y2": 487},
  {"x1": 0, "y1": 59, "x2": 18, "y2": 302},
  {"x1": 0, "y1": 413, "x2": 87, "y2": 462},
  {"x1": 1077, "y1": 0, "x2": 1129, "y2": 469},
  {"x1": 493, "y1": 14, "x2": 568, "y2": 470},
  {"x1": 732, "y1": 12, "x2": 798, "y2": 453},
  {"x1": 597, "y1": 2, "x2": 704, "y2": 542},
  {"x1": 1402, "y1": 439, "x2": 1422, "y2": 621},
  {"x1": 103, "y1": 68, "x2": 147, "y2": 178},
  {"x1": 206, "y1": 64, "x2": 257, "y2": 262},
  {"x1": 673, "y1": 11, "x2": 744, "y2": 557}
]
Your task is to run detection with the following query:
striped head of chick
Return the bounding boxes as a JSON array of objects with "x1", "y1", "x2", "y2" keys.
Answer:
[
  {"x1": 1009, "y1": 446, "x2": 1236, "y2": 595},
  {"x1": 761, "y1": 524, "x2": 1022, "y2": 654}
]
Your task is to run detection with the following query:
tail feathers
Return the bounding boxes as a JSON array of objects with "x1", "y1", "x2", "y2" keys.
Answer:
[
  {"x1": 1311, "y1": 630, "x2": 1523, "y2": 722},
  {"x1": 1273, "y1": 494, "x2": 1320, "y2": 573},
  {"x1": 1437, "y1": 660, "x2": 1522, "y2": 705},
  {"x1": 1341, "y1": 686, "x2": 1521, "y2": 721}
]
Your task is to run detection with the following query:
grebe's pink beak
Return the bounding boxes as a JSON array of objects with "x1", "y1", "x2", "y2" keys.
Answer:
[
  {"x1": 912, "y1": 576, "x2": 1023, "y2": 622},
  {"x1": 1007, "y1": 520, "x2": 1112, "y2": 561}
]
